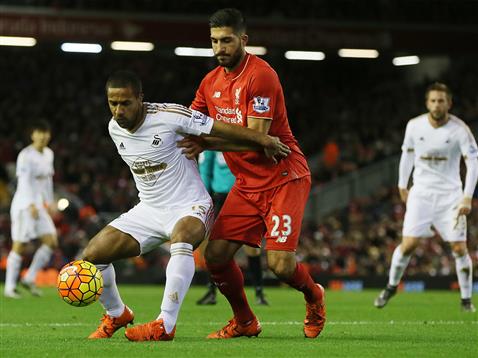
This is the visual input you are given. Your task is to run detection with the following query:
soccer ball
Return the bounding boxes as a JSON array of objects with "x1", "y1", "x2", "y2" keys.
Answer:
[{"x1": 57, "y1": 260, "x2": 103, "y2": 307}]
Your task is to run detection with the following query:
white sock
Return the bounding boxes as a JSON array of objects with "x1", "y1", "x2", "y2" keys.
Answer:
[
  {"x1": 24, "y1": 244, "x2": 53, "y2": 284},
  {"x1": 388, "y1": 245, "x2": 411, "y2": 286},
  {"x1": 4, "y1": 251, "x2": 22, "y2": 293},
  {"x1": 96, "y1": 264, "x2": 125, "y2": 317},
  {"x1": 158, "y1": 243, "x2": 194, "y2": 333},
  {"x1": 453, "y1": 252, "x2": 473, "y2": 299}
]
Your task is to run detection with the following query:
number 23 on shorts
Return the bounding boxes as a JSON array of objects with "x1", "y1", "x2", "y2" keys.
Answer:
[{"x1": 270, "y1": 214, "x2": 292, "y2": 243}]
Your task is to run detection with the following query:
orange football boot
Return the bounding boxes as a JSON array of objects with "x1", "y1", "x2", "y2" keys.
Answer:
[
  {"x1": 207, "y1": 317, "x2": 262, "y2": 339},
  {"x1": 88, "y1": 305, "x2": 134, "y2": 339},
  {"x1": 125, "y1": 319, "x2": 176, "y2": 342},
  {"x1": 303, "y1": 284, "x2": 326, "y2": 338}
]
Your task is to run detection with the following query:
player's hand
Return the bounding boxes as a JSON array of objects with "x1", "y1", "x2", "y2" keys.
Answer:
[
  {"x1": 398, "y1": 187, "x2": 409, "y2": 203},
  {"x1": 263, "y1": 136, "x2": 290, "y2": 164},
  {"x1": 177, "y1": 135, "x2": 206, "y2": 159},
  {"x1": 458, "y1": 196, "x2": 472, "y2": 216},
  {"x1": 29, "y1": 204, "x2": 39, "y2": 219}
]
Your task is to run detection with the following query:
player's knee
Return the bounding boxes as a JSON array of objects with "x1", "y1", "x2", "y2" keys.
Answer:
[
  {"x1": 451, "y1": 242, "x2": 467, "y2": 256},
  {"x1": 400, "y1": 238, "x2": 418, "y2": 255},
  {"x1": 12, "y1": 241, "x2": 26, "y2": 255},
  {"x1": 269, "y1": 260, "x2": 295, "y2": 280},
  {"x1": 42, "y1": 234, "x2": 58, "y2": 249},
  {"x1": 82, "y1": 244, "x2": 102, "y2": 264},
  {"x1": 204, "y1": 245, "x2": 226, "y2": 265}
]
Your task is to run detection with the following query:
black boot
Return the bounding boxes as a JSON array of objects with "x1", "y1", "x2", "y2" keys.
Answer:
[
  {"x1": 196, "y1": 281, "x2": 217, "y2": 305},
  {"x1": 255, "y1": 287, "x2": 269, "y2": 305}
]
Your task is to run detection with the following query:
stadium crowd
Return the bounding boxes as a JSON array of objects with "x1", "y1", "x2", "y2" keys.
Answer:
[
  {"x1": 1, "y1": 45, "x2": 477, "y2": 282},
  {"x1": 2, "y1": 0, "x2": 478, "y2": 26}
]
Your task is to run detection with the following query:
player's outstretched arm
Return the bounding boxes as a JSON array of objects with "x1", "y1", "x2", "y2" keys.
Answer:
[
  {"x1": 209, "y1": 120, "x2": 289, "y2": 156},
  {"x1": 178, "y1": 121, "x2": 290, "y2": 163}
]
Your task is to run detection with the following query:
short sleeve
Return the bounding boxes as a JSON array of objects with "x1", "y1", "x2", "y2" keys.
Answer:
[
  {"x1": 16, "y1": 151, "x2": 31, "y2": 178},
  {"x1": 458, "y1": 124, "x2": 478, "y2": 159},
  {"x1": 165, "y1": 105, "x2": 214, "y2": 136},
  {"x1": 191, "y1": 78, "x2": 209, "y2": 115},
  {"x1": 247, "y1": 67, "x2": 280, "y2": 120},
  {"x1": 401, "y1": 121, "x2": 414, "y2": 152}
]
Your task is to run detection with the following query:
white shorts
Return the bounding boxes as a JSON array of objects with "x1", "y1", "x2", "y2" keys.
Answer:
[
  {"x1": 109, "y1": 200, "x2": 214, "y2": 254},
  {"x1": 403, "y1": 187, "x2": 466, "y2": 242},
  {"x1": 11, "y1": 207, "x2": 56, "y2": 243}
]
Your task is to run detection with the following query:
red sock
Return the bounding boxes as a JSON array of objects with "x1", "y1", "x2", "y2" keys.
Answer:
[
  {"x1": 285, "y1": 263, "x2": 322, "y2": 303},
  {"x1": 207, "y1": 260, "x2": 255, "y2": 324}
]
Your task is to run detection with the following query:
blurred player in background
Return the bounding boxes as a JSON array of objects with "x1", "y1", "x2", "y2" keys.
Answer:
[
  {"x1": 375, "y1": 83, "x2": 478, "y2": 312},
  {"x1": 179, "y1": 8, "x2": 325, "y2": 339},
  {"x1": 82, "y1": 70, "x2": 288, "y2": 341},
  {"x1": 196, "y1": 150, "x2": 268, "y2": 306},
  {"x1": 4, "y1": 120, "x2": 57, "y2": 298}
]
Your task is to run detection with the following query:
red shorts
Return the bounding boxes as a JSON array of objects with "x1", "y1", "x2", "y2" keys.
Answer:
[{"x1": 209, "y1": 176, "x2": 311, "y2": 252}]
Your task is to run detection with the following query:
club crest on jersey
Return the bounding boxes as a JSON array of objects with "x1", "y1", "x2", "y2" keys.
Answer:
[
  {"x1": 192, "y1": 111, "x2": 208, "y2": 126},
  {"x1": 252, "y1": 96, "x2": 270, "y2": 113},
  {"x1": 213, "y1": 91, "x2": 221, "y2": 98},
  {"x1": 151, "y1": 135, "x2": 162, "y2": 147},
  {"x1": 234, "y1": 87, "x2": 242, "y2": 105}
]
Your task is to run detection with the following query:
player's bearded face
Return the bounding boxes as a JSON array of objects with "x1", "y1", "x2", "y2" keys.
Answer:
[
  {"x1": 211, "y1": 27, "x2": 246, "y2": 70},
  {"x1": 107, "y1": 87, "x2": 143, "y2": 130},
  {"x1": 426, "y1": 90, "x2": 451, "y2": 122}
]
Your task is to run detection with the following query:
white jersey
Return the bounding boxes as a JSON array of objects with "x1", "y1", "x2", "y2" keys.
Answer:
[
  {"x1": 10, "y1": 145, "x2": 54, "y2": 214},
  {"x1": 402, "y1": 114, "x2": 478, "y2": 192},
  {"x1": 108, "y1": 102, "x2": 214, "y2": 208}
]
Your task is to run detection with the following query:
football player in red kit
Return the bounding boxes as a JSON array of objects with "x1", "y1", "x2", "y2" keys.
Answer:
[{"x1": 179, "y1": 8, "x2": 326, "y2": 339}]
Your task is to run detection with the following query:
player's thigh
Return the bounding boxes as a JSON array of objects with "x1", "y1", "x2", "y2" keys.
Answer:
[
  {"x1": 171, "y1": 216, "x2": 206, "y2": 248},
  {"x1": 209, "y1": 188, "x2": 265, "y2": 247},
  {"x1": 205, "y1": 238, "x2": 243, "y2": 265},
  {"x1": 168, "y1": 200, "x2": 214, "y2": 249},
  {"x1": 35, "y1": 208, "x2": 56, "y2": 238},
  {"x1": 433, "y1": 192, "x2": 467, "y2": 243},
  {"x1": 402, "y1": 188, "x2": 435, "y2": 238},
  {"x1": 11, "y1": 209, "x2": 36, "y2": 244},
  {"x1": 83, "y1": 225, "x2": 140, "y2": 264},
  {"x1": 108, "y1": 202, "x2": 171, "y2": 255},
  {"x1": 243, "y1": 245, "x2": 261, "y2": 257},
  {"x1": 264, "y1": 176, "x2": 311, "y2": 252}
]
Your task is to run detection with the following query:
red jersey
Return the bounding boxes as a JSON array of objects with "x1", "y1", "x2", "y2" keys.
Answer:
[{"x1": 191, "y1": 53, "x2": 310, "y2": 192}]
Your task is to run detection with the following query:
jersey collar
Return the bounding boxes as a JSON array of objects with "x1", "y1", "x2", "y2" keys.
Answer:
[{"x1": 224, "y1": 53, "x2": 251, "y2": 81}]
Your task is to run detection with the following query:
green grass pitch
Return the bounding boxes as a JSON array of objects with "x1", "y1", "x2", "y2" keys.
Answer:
[{"x1": 1, "y1": 285, "x2": 477, "y2": 357}]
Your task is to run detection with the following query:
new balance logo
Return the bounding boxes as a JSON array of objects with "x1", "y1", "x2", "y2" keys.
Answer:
[
  {"x1": 119, "y1": 142, "x2": 125, "y2": 150},
  {"x1": 213, "y1": 91, "x2": 221, "y2": 98}
]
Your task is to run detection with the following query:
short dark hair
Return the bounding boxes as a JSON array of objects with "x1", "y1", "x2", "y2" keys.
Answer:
[
  {"x1": 106, "y1": 70, "x2": 142, "y2": 97},
  {"x1": 209, "y1": 8, "x2": 246, "y2": 34},
  {"x1": 29, "y1": 119, "x2": 51, "y2": 134},
  {"x1": 425, "y1": 82, "x2": 452, "y2": 101}
]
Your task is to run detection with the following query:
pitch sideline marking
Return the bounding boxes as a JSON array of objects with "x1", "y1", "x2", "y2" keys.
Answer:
[{"x1": 1, "y1": 320, "x2": 476, "y2": 328}]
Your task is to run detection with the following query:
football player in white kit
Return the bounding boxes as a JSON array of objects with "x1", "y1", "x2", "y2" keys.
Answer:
[
  {"x1": 4, "y1": 120, "x2": 58, "y2": 298},
  {"x1": 375, "y1": 83, "x2": 478, "y2": 312},
  {"x1": 83, "y1": 70, "x2": 290, "y2": 341}
]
